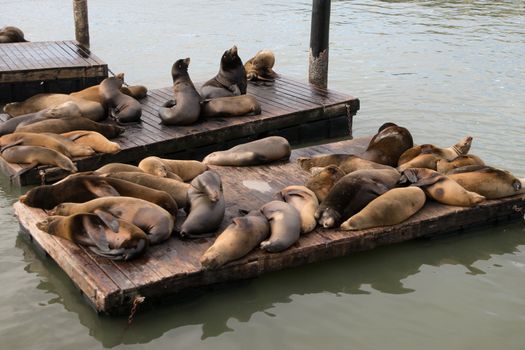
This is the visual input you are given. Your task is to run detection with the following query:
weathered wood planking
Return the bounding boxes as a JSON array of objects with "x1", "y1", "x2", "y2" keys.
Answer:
[
  {"x1": 0, "y1": 40, "x2": 108, "y2": 102},
  {"x1": 14, "y1": 137, "x2": 525, "y2": 315},
  {"x1": 0, "y1": 76, "x2": 359, "y2": 185}
]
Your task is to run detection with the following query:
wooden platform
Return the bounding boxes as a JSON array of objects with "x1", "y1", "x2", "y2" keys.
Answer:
[
  {"x1": 0, "y1": 40, "x2": 108, "y2": 102},
  {"x1": 0, "y1": 76, "x2": 359, "y2": 186},
  {"x1": 14, "y1": 137, "x2": 525, "y2": 315}
]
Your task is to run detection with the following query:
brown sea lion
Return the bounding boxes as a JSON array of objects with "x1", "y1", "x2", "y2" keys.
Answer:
[
  {"x1": 398, "y1": 136, "x2": 473, "y2": 166},
  {"x1": 297, "y1": 154, "x2": 352, "y2": 172},
  {"x1": 315, "y1": 168, "x2": 401, "y2": 228},
  {"x1": 120, "y1": 85, "x2": 148, "y2": 100},
  {"x1": 99, "y1": 76, "x2": 142, "y2": 124},
  {"x1": 138, "y1": 156, "x2": 207, "y2": 181},
  {"x1": 396, "y1": 153, "x2": 440, "y2": 173},
  {"x1": 1, "y1": 145, "x2": 77, "y2": 173},
  {"x1": 447, "y1": 166, "x2": 524, "y2": 199},
  {"x1": 50, "y1": 196, "x2": 174, "y2": 245},
  {"x1": 180, "y1": 171, "x2": 225, "y2": 238},
  {"x1": 260, "y1": 200, "x2": 302, "y2": 253},
  {"x1": 436, "y1": 155, "x2": 485, "y2": 174},
  {"x1": 360, "y1": 122, "x2": 414, "y2": 166},
  {"x1": 105, "y1": 172, "x2": 189, "y2": 208},
  {"x1": 244, "y1": 50, "x2": 278, "y2": 81},
  {"x1": 200, "y1": 45, "x2": 247, "y2": 100},
  {"x1": 305, "y1": 165, "x2": 346, "y2": 202},
  {"x1": 95, "y1": 163, "x2": 144, "y2": 174},
  {"x1": 61, "y1": 130, "x2": 121, "y2": 154},
  {"x1": 0, "y1": 26, "x2": 28, "y2": 43},
  {"x1": 276, "y1": 185, "x2": 319, "y2": 233},
  {"x1": 0, "y1": 132, "x2": 71, "y2": 157},
  {"x1": 340, "y1": 187, "x2": 426, "y2": 231},
  {"x1": 20, "y1": 174, "x2": 178, "y2": 215},
  {"x1": 203, "y1": 136, "x2": 291, "y2": 166},
  {"x1": 402, "y1": 168, "x2": 485, "y2": 206},
  {"x1": 158, "y1": 58, "x2": 201, "y2": 126},
  {"x1": 200, "y1": 95, "x2": 261, "y2": 118},
  {"x1": 16, "y1": 117, "x2": 125, "y2": 139},
  {"x1": 70, "y1": 74, "x2": 148, "y2": 103},
  {"x1": 37, "y1": 213, "x2": 148, "y2": 260},
  {"x1": 41, "y1": 133, "x2": 95, "y2": 157},
  {"x1": 200, "y1": 210, "x2": 270, "y2": 269}
]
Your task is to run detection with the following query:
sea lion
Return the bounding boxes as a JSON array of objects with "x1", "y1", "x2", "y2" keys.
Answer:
[
  {"x1": 447, "y1": 165, "x2": 524, "y2": 199},
  {"x1": 16, "y1": 117, "x2": 125, "y2": 139},
  {"x1": 39, "y1": 133, "x2": 95, "y2": 158},
  {"x1": 1, "y1": 145, "x2": 77, "y2": 173},
  {"x1": 200, "y1": 210, "x2": 270, "y2": 269},
  {"x1": 3, "y1": 94, "x2": 105, "y2": 121},
  {"x1": 398, "y1": 136, "x2": 473, "y2": 166},
  {"x1": 0, "y1": 132, "x2": 71, "y2": 157},
  {"x1": 244, "y1": 50, "x2": 278, "y2": 81},
  {"x1": 158, "y1": 57, "x2": 201, "y2": 126},
  {"x1": 297, "y1": 154, "x2": 352, "y2": 172},
  {"x1": 360, "y1": 122, "x2": 414, "y2": 166},
  {"x1": 138, "y1": 156, "x2": 207, "y2": 182},
  {"x1": 276, "y1": 185, "x2": 319, "y2": 233},
  {"x1": 20, "y1": 174, "x2": 178, "y2": 215},
  {"x1": 315, "y1": 168, "x2": 401, "y2": 228},
  {"x1": 203, "y1": 136, "x2": 291, "y2": 166},
  {"x1": 105, "y1": 172, "x2": 189, "y2": 208},
  {"x1": 402, "y1": 168, "x2": 485, "y2": 206},
  {"x1": 120, "y1": 85, "x2": 148, "y2": 100},
  {"x1": 61, "y1": 130, "x2": 121, "y2": 154},
  {"x1": 260, "y1": 200, "x2": 302, "y2": 253},
  {"x1": 305, "y1": 165, "x2": 346, "y2": 202},
  {"x1": 340, "y1": 187, "x2": 426, "y2": 231},
  {"x1": 436, "y1": 155, "x2": 485, "y2": 174},
  {"x1": 70, "y1": 74, "x2": 148, "y2": 103},
  {"x1": 396, "y1": 153, "x2": 440, "y2": 173},
  {"x1": 95, "y1": 163, "x2": 144, "y2": 174},
  {"x1": 180, "y1": 171, "x2": 225, "y2": 238},
  {"x1": 99, "y1": 76, "x2": 142, "y2": 124},
  {"x1": 50, "y1": 196, "x2": 174, "y2": 245},
  {"x1": 200, "y1": 95, "x2": 261, "y2": 118},
  {"x1": 200, "y1": 45, "x2": 247, "y2": 100},
  {"x1": 37, "y1": 213, "x2": 148, "y2": 260},
  {"x1": 0, "y1": 26, "x2": 28, "y2": 43}
]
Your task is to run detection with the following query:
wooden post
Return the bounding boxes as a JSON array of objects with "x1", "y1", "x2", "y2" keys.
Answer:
[
  {"x1": 308, "y1": 0, "x2": 331, "y2": 89},
  {"x1": 73, "y1": 0, "x2": 90, "y2": 49}
]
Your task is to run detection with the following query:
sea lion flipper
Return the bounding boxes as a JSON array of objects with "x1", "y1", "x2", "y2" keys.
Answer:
[
  {"x1": 82, "y1": 215, "x2": 111, "y2": 251},
  {"x1": 83, "y1": 179, "x2": 120, "y2": 197},
  {"x1": 0, "y1": 139, "x2": 24, "y2": 152},
  {"x1": 162, "y1": 99, "x2": 177, "y2": 108},
  {"x1": 93, "y1": 209, "x2": 120, "y2": 233}
]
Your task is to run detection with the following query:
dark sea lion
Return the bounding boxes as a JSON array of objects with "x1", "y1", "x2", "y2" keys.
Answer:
[
  {"x1": 37, "y1": 213, "x2": 148, "y2": 260},
  {"x1": 340, "y1": 187, "x2": 426, "y2": 231},
  {"x1": 396, "y1": 153, "x2": 440, "y2": 172},
  {"x1": 51, "y1": 196, "x2": 174, "y2": 245},
  {"x1": 138, "y1": 156, "x2": 207, "y2": 181},
  {"x1": 200, "y1": 210, "x2": 270, "y2": 269},
  {"x1": 315, "y1": 168, "x2": 401, "y2": 228},
  {"x1": 95, "y1": 163, "x2": 144, "y2": 174},
  {"x1": 398, "y1": 136, "x2": 473, "y2": 166},
  {"x1": 402, "y1": 168, "x2": 485, "y2": 206},
  {"x1": 200, "y1": 45, "x2": 247, "y2": 100},
  {"x1": 16, "y1": 117, "x2": 125, "y2": 139},
  {"x1": 20, "y1": 174, "x2": 178, "y2": 215},
  {"x1": 260, "y1": 200, "x2": 302, "y2": 253},
  {"x1": 0, "y1": 26, "x2": 28, "y2": 43},
  {"x1": 99, "y1": 76, "x2": 142, "y2": 124},
  {"x1": 360, "y1": 122, "x2": 414, "y2": 166},
  {"x1": 200, "y1": 95, "x2": 261, "y2": 118},
  {"x1": 244, "y1": 50, "x2": 278, "y2": 81},
  {"x1": 436, "y1": 155, "x2": 485, "y2": 174},
  {"x1": 0, "y1": 132, "x2": 71, "y2": 157},
  {"x1": 447, "y1": 166, "x2": 524, "y2": 199},
  {"x1": 180, "y1": 171, "x2": 225, "y2": 238},
  {"x1": 1, "y1": 145, "x2": 77, "y2": 173},
  {"x1": 305, "y1": 165, "x2": 346, "y2": 202},
  {"x1": 158, "y1": 58, "x2": 201, "y2": 126},
  {"x1": 203, "y1": 136, "x2": 291, "y2": 166},
  {"x1": 61, "y1": 130, "x2": 121, "y2": 154},
  {"x1": 105, "y1": 172, "x2": 189, "y2": 208},
  {"x1": 276, "y1": 185, "x2": 319, "y2": 233}
]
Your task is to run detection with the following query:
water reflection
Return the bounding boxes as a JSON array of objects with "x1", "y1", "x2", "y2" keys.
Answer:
[{"x1": 17, "y1": 221, "x2": 525, "y2": 347}]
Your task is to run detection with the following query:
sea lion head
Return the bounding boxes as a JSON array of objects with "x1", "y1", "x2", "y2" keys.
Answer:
[
  {"x1": 453, "y1": 136, "x2": 473, "y2": 155},
  {"x1": 221, "y1": 45, "x2": 242, "y2": 71},
  {"x1": 3, "y1": 102, "x2": 21, "y2": 117},
  {"x1": 315, "y1": 207, "x2": 341, "y2": 229},
  {"x1": 100, "y1": 76, "x2": 123, "y2": 93},
  {"x1": 252, "y1": 50, "x2": 275, "y2": 70},
  {"x1": 171, "y1": 57, "x2": 191, "y2": 82}
]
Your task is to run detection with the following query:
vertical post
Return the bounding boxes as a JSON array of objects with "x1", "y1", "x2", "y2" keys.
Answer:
[
  {"x1": 73, "y1": 0, "x2": 90, "y2": 49},
  {"x1": 308, "y1": 0, "x2": 331, "y2": 89}
]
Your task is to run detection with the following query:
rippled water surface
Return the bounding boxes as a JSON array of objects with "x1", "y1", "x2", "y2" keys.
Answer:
[{"x1": 1, "y1": 1, "x2": 524, "y2": 349}]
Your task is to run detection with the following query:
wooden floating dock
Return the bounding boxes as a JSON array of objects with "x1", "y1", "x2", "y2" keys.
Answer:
[
  {"x1": 0, "y1": 40, "x2": 108, "y2": 102},
  {"x1": 14, "y1": 137, "x2": 525, "y2": 315},
  {"x1": 0, "y1": 76, "x2": 359, "y2": 186}
]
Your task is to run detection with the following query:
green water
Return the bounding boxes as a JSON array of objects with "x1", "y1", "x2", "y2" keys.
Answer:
[{"x1": 1, "y1": 1, "x2": 524, "y2": 349}]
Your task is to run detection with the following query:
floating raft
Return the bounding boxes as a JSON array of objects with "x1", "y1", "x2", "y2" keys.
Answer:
[
  {"x1": 0, "y1": 76, "x2": 359, "y2": 185},
  {"x1": 0, "y1": 40, "x2": 108, "y2": 102},
  {"x1": 14, "y1": 137, "x2": 525, "y2": 315}
]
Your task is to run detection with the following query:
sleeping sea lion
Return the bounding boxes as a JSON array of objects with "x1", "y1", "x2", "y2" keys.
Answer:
[
  {"x1": 203, "y1": 136, "x2": 291, "y2": 166},
  {"x1": 396, "y1": 153, "x2": 440, "y2": 172},
  {"x1": 200, "y1": 210, "x2": 270, "y2": 269},
  {"x1": 158, "y1": 58, "x2": 201, "y2": 126},
  {"x1": 70, "y1": 73, "x2": 148, "y2": 103},
  {"x1": 398, "y1": 136, "x2": 473, "y2": 166},
  {"x1": 436, "y1": 155, "x2": 485, "y2": 174},
  {"x1": 244, "y1": 50, "x2": 278, "y2": 81},
  {"x1": 61, "y1": 130, "x2": 121, "y2": 154},
  {"x1": 138, "y1": 156, "x2": 207, "y2": 181},
  {"x1": 0, "y1": 26, "x2": 28, "y2": 43},
  {"x1": 200, "y1": 45, "x2": 247, "y2": 100},
  {"x1": 99, "y1": 76, "x2": 142, "y2": 124},
  {"x1": 305, "y1": 165, "x2": 346, "y2": 202},
  {"x1": 276, "y1": 185, "x2": 319, "y2": 233},
  {"x1": 200, "y1": 95, "x2": 261, "y2": 118},
  {"x1": 41, "y1": 133, "x2": 95, "y2": 158},
  {"x1": 297, "y1": 154, "x2": 352, "y2": 172},
  {"x1": 16, "y1": 117, "x2": 125, "y2": 139},
  {"x1": 0, "y1": 132, "x2": 71, "y2": 157},
  {"x1": 37, "y1": 213, "x2": 148, "y2": 260},
  {"x1": 360, "y1": 122, "x2": 414, "y2": 166},
  {"x1": 260, "y1": 200, "x2": 302, "y2": 253},
  {"x1": 95, "y1": 163, "x2": 144, "y2": 174},
  {"x1": 1, "y1": 145, "x2": 77, "y2": 173}
]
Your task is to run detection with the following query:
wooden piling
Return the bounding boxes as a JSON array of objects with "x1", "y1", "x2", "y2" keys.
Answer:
[
  {"x1": 309, "y1": 0, "x2": 331, "y2": 89},
  {"x1": 73, "y1": 0, "x2": 90, "y2": 49}
]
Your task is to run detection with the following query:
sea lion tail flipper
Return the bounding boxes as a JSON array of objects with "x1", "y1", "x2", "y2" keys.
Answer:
[
  {"x1": 93, "y1": 209, "x2": 120, "y2": 233},
  {"x1": 0, "y1": 139, "x2": 24, "y2": 152},
  {"x1": 83, "y1": 179, "x2": 120, "y2": 197}
]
